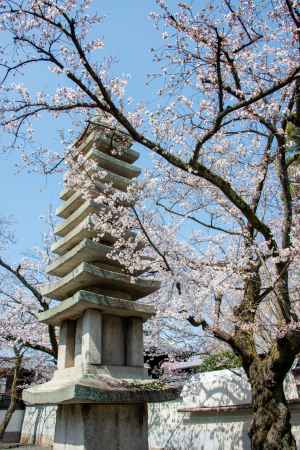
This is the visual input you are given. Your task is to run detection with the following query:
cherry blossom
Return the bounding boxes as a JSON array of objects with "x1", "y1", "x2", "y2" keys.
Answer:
[{"x1": 0, "y1": 1, "x2": 300, "y2": 447}]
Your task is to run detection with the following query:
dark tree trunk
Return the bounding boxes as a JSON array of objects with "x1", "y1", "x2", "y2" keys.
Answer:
[
  {"x1": 248, "y1": 362, "x2": 296, "y2": 450},
  {"x1": 0, "y1": 354, "x2": 22, "y2": 440}
]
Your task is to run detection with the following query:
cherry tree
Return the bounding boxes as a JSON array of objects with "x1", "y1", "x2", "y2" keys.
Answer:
[
  {"x1": 0, "y1": 341, "x2": 52, "y2": 439},
  {"x1": 0, "y1": 255, "x2": 57, "y2": 360},
  {"x1": 0, "y1": 213, "x2": 58, "y2": 360},
  {"x1": 0, "y1": 217, "x2": 57, "y2": 437},
  {"x1": 1, "y1": 1, "x2": 300, "y2": 448}
]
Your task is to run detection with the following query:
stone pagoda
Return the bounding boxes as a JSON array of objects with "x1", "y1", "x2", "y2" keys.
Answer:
[{"x1": 23, "y1": 123, "x2": 178, "y2": 450}]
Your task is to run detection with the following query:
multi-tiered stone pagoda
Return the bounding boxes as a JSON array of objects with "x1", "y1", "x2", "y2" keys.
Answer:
[{"x1": 23, "y1": 123, "x2": 178, "y2": 450}]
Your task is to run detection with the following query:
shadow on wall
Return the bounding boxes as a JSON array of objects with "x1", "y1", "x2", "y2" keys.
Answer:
[
  {"x1": 181, "y1": 369, "x2": 251, "y2": 408},
  {"x1": 182, "y1": 412, "x2": 251, "y2": 450},
  {"x1": 20, "y1": 369, "x2": 300, "y2": 450},
  {"x1": 149, "y1": 369, "x2": 252, "y2": 450},
  {"x1": 21, "y1": 405, "x2": 56, "y2": 447},
  {"x1": 148, "y1": 400, "x2": 251, "y2": 450},
  {"x1": 148, "y1": 368, "x2": 298, "y2": 450}
]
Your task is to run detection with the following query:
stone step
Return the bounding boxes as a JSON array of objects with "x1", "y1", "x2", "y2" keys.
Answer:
[
  {"x1": 47, "y1": 239, "x2": 116, "y2": 277},
  {"x1": 38, "y1": 290, "x2": 155, "y2": 325},
  {"x1": 40, "y1": 262, "x2": 160, "y2": 301},
  {"x1": 86, "y1": 148, "x2": 141, "y2": 180}
]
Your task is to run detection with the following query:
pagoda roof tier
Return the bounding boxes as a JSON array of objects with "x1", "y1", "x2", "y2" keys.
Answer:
[
  {"x1": 38, "y1": 290, "x2": 155, "y2": 325},
  {"x1": 95, "y1": 139, "x2": 139, "y2": 164},
  {"x1": 56, "y1": 191, "x2": 85, "y2": 219},
  {"x1": 51, "y1": 217, "x2": 95, "y2": 255},
  {"x1": 57, "y1": 177, "x2": 132, "y2": 220},
  {"x1": 40, "y1": 262, "x2": 160, "y2": 301},
  {"x1": 86, "y1": 148, "x2": 141, "y2": 180},
  {"x1": 75, "y1": 127, "x2": 139, "y2": 164},
  {"x1": 60, "y1": 169, "x2": 131, "y2": 202},
  {"x1": 51, "y1": 216, "x2": 136, "y2": 255},
  {"x1": 46, "y1": 239, "x2": 118, "y2": 277},
  {"x1": 54, "y1": 199, "x2": 99, "y2": 237},
  {"x1": 51, "y1": 217, "x2": 137, "y2": 256},
  {"x1": 47, "y1": 239, "x2": 148, "y2": 278}
]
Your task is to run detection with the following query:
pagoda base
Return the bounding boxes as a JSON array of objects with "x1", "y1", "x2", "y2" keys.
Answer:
[
  {"x1": 54, "y1": 403, "x2": 148, "y2": 450},
  {"x1": 23, "y1": 372, "x2": 180, "y2": 405}
]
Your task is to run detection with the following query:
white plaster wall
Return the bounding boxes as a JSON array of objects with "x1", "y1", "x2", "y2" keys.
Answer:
[
  {"x1": 181, "y1": 368, "x2": 298, "y2": 407},
  {"x1": 148, "y1": 401, "x2": 300, "y2": 450},
  {"x1": 20, "y1": 369, "x2": 300, "y2": 450},
  {"x1": 0, "y1": 409, "x2": 24, "y2": 432},
  {"x1": 181, "y1": 369, "x2": 251, "y2": 407},
  {"x1": 21, "y1": 402, "x2": 300, "y2": 450},
  {"x1": 148, "y1": 369, "x2": 299, "y2": 450},
  {"x1": 148, "y1": 400, "x2": 251, "y2": 450},
  {"x1": 21, "y1": 405, "x2": 56, "y2": 447}
]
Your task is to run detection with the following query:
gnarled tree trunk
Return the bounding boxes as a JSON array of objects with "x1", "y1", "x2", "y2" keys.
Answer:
[{"x1": 248, "y1": 361, "x2": 296, "y2": 450}]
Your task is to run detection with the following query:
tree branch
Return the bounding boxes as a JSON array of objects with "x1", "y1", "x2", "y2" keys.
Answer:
[
  {"x1": 157, "y1": 201, "x2": 241, "y2": 236},
  {"x1": 131, "y1": 207, "x2": 173, "y2": 273},
  {"x1": 4, "y1": 334, "x2": 54, "y2": 358},
  {"x1": 0, "y1": 257, "x2": 43, "y2": 305}
]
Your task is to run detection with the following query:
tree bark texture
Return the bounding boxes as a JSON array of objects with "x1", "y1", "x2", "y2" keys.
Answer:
[{"x1": 248, "y1": 363, "x2": 296, "y2": 450}]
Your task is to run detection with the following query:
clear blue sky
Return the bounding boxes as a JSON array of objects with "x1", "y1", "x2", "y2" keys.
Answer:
[{"x1": 0, "y1": 1, "x2": 176, "y2": 262}]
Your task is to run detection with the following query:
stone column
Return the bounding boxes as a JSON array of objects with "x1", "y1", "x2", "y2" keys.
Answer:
[
  {"x1": 81, "y1": 309, "x2": 102, "y2": 366},
  {"x1": 57, "y1": 321, "x2": 76, "y2": 370},
  {"x1": 126, "y1": 318, "x2": 144, "y2": 367}
]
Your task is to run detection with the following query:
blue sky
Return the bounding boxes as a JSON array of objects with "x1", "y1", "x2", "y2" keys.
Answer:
[{"x1": 0, "y1": 1, "x2": 175, "y2": 262}]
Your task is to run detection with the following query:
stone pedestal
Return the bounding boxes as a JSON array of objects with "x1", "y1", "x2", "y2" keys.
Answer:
[
  {"x1": 23, "y1": 123, "x2": 178, "y2": 450},
  {"x1": 54, "y1": 404, "x2": 148, "y2": 450}
]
